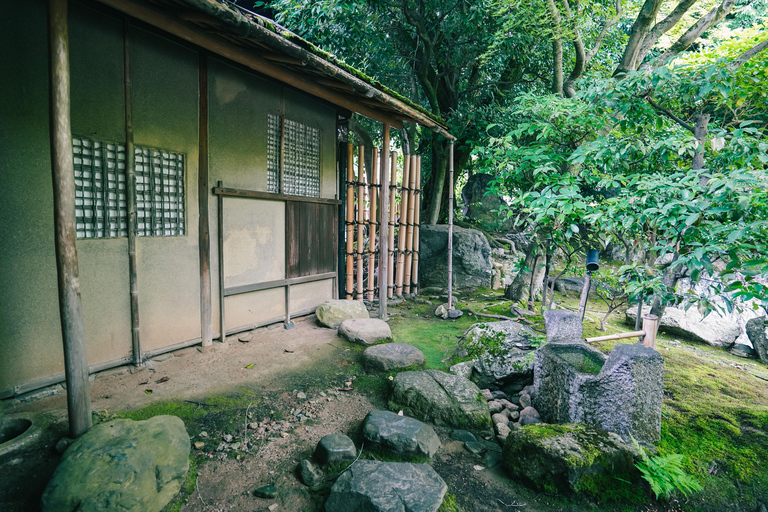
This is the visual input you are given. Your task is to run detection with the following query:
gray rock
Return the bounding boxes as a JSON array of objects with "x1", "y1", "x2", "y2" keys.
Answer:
[
  {"x1": 543, "y1": 310, "x2": 583, "y2": 344},
  {"x1": 518, "y1": 407, "x2": 541, "y2": 426},
  {"x1": 550, "y1": 277, "x2": 595, "y2": 294},
  {"x1": 488, "y1": 400, "x2": 503, "y2": 414},
  {"x1": 502, "y1": 423, "x2": 639, "y2": 494},
  {"x1": 484, "y1": 450, "x2": 503, "y2": 468},
  {"x1": 507, "y1": 410, "x2": 520, "y2": 422},
  {"x1": 316, "y1": 300, "x2": 369, "y2": 329},
  {"x1": 363, "y1": 343, "x2": 424, "y2": 371},
  {"x1": 480, "y1": 389, "x2": 493, "y2": 401},
  {"x1": 300, "y1": 459, "x2": 324, "y2": 487},
  {"x1": 315, "y1": 434, "x2": 357, "y2": 465},
  {"x1": 391, "y1": 370, "x2": 491, "y2": 432},
  {"x1": 730, "y1": 343, "x2": 757, "y2": 359},
  {"x1": 449, "y1": 361, "x2": 474, "y2": 380},
  {"x1": 490, "y1": 390, "x2": 508, "y2": 400},
  {"x1": 495, "y1": 422, "x2": 511, "y2": 442},
  {"x1": 519, "y1": 393, "x2": 531, "y2": 409},
  {"x1": 450, "y1": 430, "x2": 477, "y2": 444},
  {"x1": 462, "y1": 321, "x2": 537, "y2": 388},
  {"x1": 325, "y1": 460, "x2": 447, "y2": 512},
  {"x1": 254, "y1": 485, "x2": 277, "y2": 499},
  {"x1": 491, "y1": 413, "x2": 509, "y2": 426},
  {"x1": 363, "y1": 410, "x2": 441, "y2": 458},
  {"x1": 464, "y1": 441, "x2": 485, "y2": 455},
  {"x1": 419, "y1": 225, "x2": 494, "y2": 291},
  {"x1": 533, "y1": 342, "x2": 664, "y2": 443},
  {"x1": 338, "y1": 318, "x2": 391, "y2": 345},
  {"x1": 41, "y1": 416, "x2": 189, "y2": 512},
  {"x1": 746, "y1": 317, "x2": 768, "y2": 362},
  {"x1": 499, "y1": 399, "x2": 517, "y2": 411}
]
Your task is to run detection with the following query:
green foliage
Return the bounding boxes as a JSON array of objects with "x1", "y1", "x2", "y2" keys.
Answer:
[
  {"x1": 438, "y1": 493, "x2": 462, "y2": 512},
  {"x1": 632, "y1": 438, "x2": 703, "y2": 500}
]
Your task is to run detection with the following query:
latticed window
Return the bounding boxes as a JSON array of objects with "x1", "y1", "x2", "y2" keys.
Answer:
[
  {"x1": 73, "y1": 137, "x2": 185, "y2": 239},
  {"x1": 266, "y1": 114, "x2": 321, "y2": 197}
]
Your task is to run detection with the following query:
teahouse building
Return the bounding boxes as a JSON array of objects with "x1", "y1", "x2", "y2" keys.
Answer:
[{"x1": 0, "y1": 0, "x2": 452, "y2": 420}]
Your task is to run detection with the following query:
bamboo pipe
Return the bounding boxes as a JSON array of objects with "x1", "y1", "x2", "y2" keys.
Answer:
[
  {"x1": 387, "y1": 150, "x2": 397, "y2": 298},
  {"x1": 345, "y1": 143, "x2": 354, "y2": 299},
  {"x1": 378, "y1": 125, "x2": 391, "y2": 318},
  {"x1": 585, "y1": 314, "x2": 659, "y2": 348},
  {"x1": 356, "y1": 145, "x2": 365, "y2": 299},
  {"x1": 48, "y1": 0, "x2": 92, "y2": 438},
  {"x1": 367, "y1": 148, "x2": 379, "y2": 302},
  {"x1": 411, "y1": 156, "x2": 421, "y2": 294},
  {"x1": 403, "y1": 155, "x2": 418, "y2": 294},
  {"x1": 395, "y1": 155, "x2": 411, "y2": 295}
]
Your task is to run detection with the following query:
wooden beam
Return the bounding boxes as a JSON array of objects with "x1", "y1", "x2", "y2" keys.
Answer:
[
  {"x1": 95, "y1": 0, "x2": 405, "y2": 129},
  {"x1": 212, "y1": 186, "x2": 341, "y2": 205},
  {"x1": 48, "y1": 0, "x2": 92, "y2": 438},
  {"x1": 198, "y1": 52, "x2": 213, "y2": 348},
  {"x1": 123, "y1": 19, "x2": 142, "y2": 364}
]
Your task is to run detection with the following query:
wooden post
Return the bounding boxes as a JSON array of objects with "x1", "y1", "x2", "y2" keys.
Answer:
[
  {"x1": 395, "y1": 155, "x2": 410, "y2": 295},
  {"x1": 411, "y1": 156, "x2": 421, "y2": 294},
  {"x1": 642, "y1": 314, "x2": 659, "y2": 348},
  {"x1": 578, "y1": 274, "x2": 591, "y2": 320},
  {"x1": 217, "y1": 180, "x2": 225, "y2": 342},
  {"x1": 403, "y1": 155, "x2": 418, "y2": 294},
  {"x1": 48, "y1": 0, "x2": 92, "y2": 438},
  {"x1": 378, "y1": 124, "x2": 390, "y2": 319},
  {"x1": 198, "y1": 53, "x2": 212, "y2": 348},
  {"x1": 345, "y1": 143, "x2": 354, "y2": 299},
  {"x1": 387, "y1": 150, "x2": 397, "y2": 299},
  {"x1": 367, "y1": 149, "x2": 379, "y2": 302},
  {"x1": 356, "y1": 145, "x2": 365, "y2": 299},
  {"x1": 123, "y1": 20, "x2": 142, "y2": 364},
  {"x1": 447, "y1": 143, "x2": 454, "y2": 312}
]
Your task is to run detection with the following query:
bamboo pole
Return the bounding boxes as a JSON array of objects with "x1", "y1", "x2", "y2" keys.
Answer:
[
  {"x1": 345, "y1": 143, "x2": 354, "y2": 299},
  {"x1": 585, "y1": 314, "x2": 659, "y2": 346},
  {"x1": 197, "y1": 53, "x2": 212, "y2": 348},
  {"x1": 387, "y1": 149, "x2": 397, "y2": 299},
  {"x1": 48, "y1": 0, "x2": 92, "y2": 438},
  {"x1": 378, "y1": 125, "x2": 390, "y2": 318},
  {"x1": 447, "y1": 143, "x2": 454, "y2": 312},
  {"x1": 356, "y1": 145, "x2": 365, "y2": 299},
  {"x1": 367, "y1": 148, "x2": 379, "y2": 302},
  {"x1": 395, "y1": 155, "x2": 411, "y2": 295},
  {"x1": 411, "y1": 156, "x2": 421, "y2": 294},
  {"x1": 403, "y1": 155, "x2": 418, "y2": 294}
]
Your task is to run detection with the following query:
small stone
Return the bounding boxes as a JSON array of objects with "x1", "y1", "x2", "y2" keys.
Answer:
[
  {"x1": 488, "y1": 400, "x2": 503, "y2": 414},
  {"x1": 193, "y1": 441, "x2": 205, "y2": 450},
  {"x1": 254, "y1": 485, "x2": 277, "y2": 499},
  {"x1": 55, "y1": 437, "x2": 74, "y2": 454},
  {"x1": 216, "y1": 442, "x2": 226, "y2": 452},
  {"x1": 223, "y1": 434, "x2": 233, "y2": 443},
  {"x1": 519, "y1": 393, "x2": 532, "y2": 409},
  {"x1": 490, "y1": 390, "x2": 509, "y2": 400},
  {"x1": 200, "y1": 431, "x2": 208, "y2": 438},
  {"x1": 507, "y1": 410, "x2": 520, "y2": 422},
  {"x1": 269, "y1": 503, "x2": 279, "y2": 511},
  {"x1": 480, "y1": 389, "x2": 493, "y2": 401},
  {"x1": 519, "y1": 406, "x2": 541, "y2": 426},
  {"x1": 345, "y1": 381, "x2": 353, "y2": 388},
  {"x1": 315, "y1": 433, "x2": 357, "y2": 465},
  {"x1": 464, "y1": 441, "x2": 486, "y2": 455},
  {"x1": 484, "y1": 450, "x2": 503, "y2": 468},
  {"x1": 499, "y1": 399, "x2": 517, "y2": 411},
  {"x1": 451, "y1": 430, "x2": 477, "y2": 444},
  {"x1": 230, "y1": 442, "x2": 241, "y2": 451},
  {"x1": 300, "y1": 459, "x2": 324, "y2": 487},
  {"x1": 496, "y1": 422, "x2": 511, "y2": 442},
  {"x1": 491, "y1": 413, "x2": 509, "y2": 426},
  {"x1": 297, "y1": 391, "x2": 307, "y2": 400}
]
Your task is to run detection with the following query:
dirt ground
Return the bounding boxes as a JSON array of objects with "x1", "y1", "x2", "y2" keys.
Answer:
[{"x1": 1, "y1": 312, "x2": 678, "y2": 512}]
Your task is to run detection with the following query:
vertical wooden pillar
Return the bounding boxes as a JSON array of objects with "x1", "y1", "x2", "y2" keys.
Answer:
[
  {"x1": 367, "y1": 149, "x2": 379, "y2": 302},
  {"x1": 395, "y1": 156, "x2": 410, "y2": 295},
  {"x1": 447, "y1": 142, "x2": 454, "y2": 312},
  {"x1": 345, "y1": 143, "x2": 354, "y2": 299},
  {"x1": 123, "y1": 19, "x2": 142, "y2": 364},
  {"x1": 403, "y1": 155, "x2": 417, "y2": 294},
  {"x1": 198, "y1": 53, "x2": 212, "y2": 348},
  {"x1": 378, "y1": 124, "x2": 390, "y2": 319},
  {"x1": 217, "y1": 180, "x2": 225, "y2": 341},
  {"x1": 387, "y1": 152, "x2": 397, "y2": 299},
  {"x1": 356, "y1": 145, "x2": 365, "y2": 299},
  {"x1": 48, "y1": 0, "x2": 92, "y2": 438},
  {"x1": 411, "y1": 157, "x2": 421, "y2": 294}
]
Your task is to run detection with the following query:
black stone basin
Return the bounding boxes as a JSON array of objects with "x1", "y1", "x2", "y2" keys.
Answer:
[
  {"x1": 0, "y1": 417, "x2": 32, "y2": 444},
  {"x1": 547, "y1": 344, "x2": 606, "y2": 375}
]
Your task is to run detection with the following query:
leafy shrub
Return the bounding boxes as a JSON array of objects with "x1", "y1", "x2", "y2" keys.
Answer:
[{"x1": 633, "y1": 439, "x2": 703, "y2": 499}]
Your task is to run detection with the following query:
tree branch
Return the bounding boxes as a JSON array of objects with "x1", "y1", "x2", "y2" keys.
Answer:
[
  {"x1": 641, "y1": 93, "x2": 695, "y2": 134},
  {"x1": 614, "y1": 0, "x2": 664, "y2": 76},
  {"x1": 730, "y1": 38, "x2": 768, "y2": 69},
  {"x1": 634, "y1": 0, "x2": 698, "y2": 68}
]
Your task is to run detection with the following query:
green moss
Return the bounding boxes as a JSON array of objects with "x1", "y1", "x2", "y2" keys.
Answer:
[
  {"x1": 119, "y1": 400, "x2": 205, "y2": 422},
  {"x1": 438, "y1": 493, "x2": 462, "y2": 512},
  {"x1": 573, "y1": 473, "x2": 646, "y2": 503},
  {"x1": 163, "y1": 455, "x2": 201, "y2": 512},
  {"x1": 352, "y1": 375, "x2": 390, "y2": 397}
]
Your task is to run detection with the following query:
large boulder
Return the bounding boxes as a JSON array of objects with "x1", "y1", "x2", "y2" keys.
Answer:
[
  {"x1": 746, "y1": 317, "x2": 768, "y2": 362},
  {"x1": 460, "y1": 321, "x2": 537, "y2": 390},
  {"x1": 316, "y1": 300, "x2": 369, "y2": 329},
  {"x1": 338, "y1": 318, "x2": 391, "y2": 345},
  {"x1": 363, "y1": 410, "x2": 441, "y2": 458},
  {"x1": 419, "y1": 225, "x2": 494, "y2": 291},
  {"x1": 41, "y1": 415, "x2": 190, "y2": 512},
  {"x1": 503, "y1": 423, "x2": 640, "y2": 494},
  {"x1": 532, "y1": 342, "x2": 664, "y2": 443},
  {"x1": 627, "y1": 304, "x2": 764, "y2": 349},
  {"x1": 325, "y1": 460, "x2": 447, "y2": 512},
  {"x1": 391, "y1": 370, "x2": 491, "y2": 432},
  {"x1": 461, "y1": 173, "x2": 513, "y2": 231},
  {"x1": 362, "y1": 343, "x2": 425, "y2": 371}
]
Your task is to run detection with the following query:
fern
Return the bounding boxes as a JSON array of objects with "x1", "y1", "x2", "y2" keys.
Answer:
[{"x1": 632, "y1": 438, "x2": 703, "y2": 499}]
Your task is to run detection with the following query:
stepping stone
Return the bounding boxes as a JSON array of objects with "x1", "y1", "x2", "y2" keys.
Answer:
[
  {"x1": 362, "y1": 343, "x2": 424, "y2": 371},
  {"x1": 391, "y1": 370, "x2": 492, "y2": 432},
  {"x1": 338, "y1": 318, "x2": 392, "y2": 345},
  {"x1": 363, "y1": 410, "x2": 441, "y2": 458},
  {"x1": 325, "y1": 460, "x2": 447, "y2": 512},
  {"x1": 316, "y1": 300, "x2": 369, "y2": 329},
  {"x1": 315, "y1": 433, "x2": 357, "y2": 465}
]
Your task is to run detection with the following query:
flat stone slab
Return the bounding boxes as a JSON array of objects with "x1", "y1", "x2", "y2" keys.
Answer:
[
  {"x1": 363, "y1": 343, "x2": 424, "y2": 371},
  {"x1": 315, "y1": 433, "x2": 357, "y2": 465},
  {"x1": 339, "y1": 318, "x2": 392, "y2": 345},
  {"x1": 41, "y1": 415, "x2": 190, "y2": 512},
  {"x1": 543, "y1": 310, "x2": 583, "y2": 344},
  {"x1": 391, "y1": 370, "x2": 491, "y2": 432},
  {"x1": 325, "y1": 460, "x2": 447, "y2": 512},
  {"x1": 316, "y1": 300, "x2": 369, "y2": 329},
  {"x1": 363, "y1": 410, "x2": 441, "y2": 458}
]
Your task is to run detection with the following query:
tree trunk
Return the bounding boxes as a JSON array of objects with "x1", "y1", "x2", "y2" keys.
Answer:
[
  {"x1": 614, "y1": 0, "x2": 664, "y2": 75},
  {"x1": 425, "y1": 136, "x2": 449, "y2": 225},
  {"x1": 692, "y1": 113, "x2": 709, "y2": 171}
]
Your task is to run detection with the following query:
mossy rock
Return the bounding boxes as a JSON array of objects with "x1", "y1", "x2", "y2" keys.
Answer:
[{"x1": 502, "y1": 423, "x2": 641, "y2": 495}]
